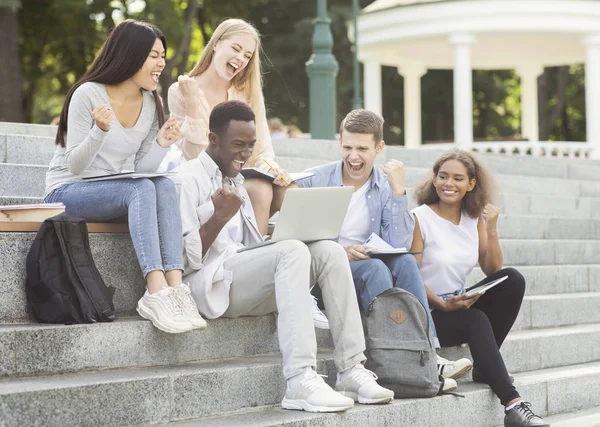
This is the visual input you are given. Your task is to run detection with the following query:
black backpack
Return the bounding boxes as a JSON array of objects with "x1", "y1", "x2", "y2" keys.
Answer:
[{"x1": 26, "y1": 214, "x2": 116, "y2": 324}]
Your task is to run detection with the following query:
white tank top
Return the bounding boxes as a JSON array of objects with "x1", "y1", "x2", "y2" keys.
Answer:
[{"x1": 412, "y1": 204, "x2": 479, "y2": 295}]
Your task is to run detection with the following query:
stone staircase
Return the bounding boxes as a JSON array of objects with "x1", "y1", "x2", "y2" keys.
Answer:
[{"x1": 1, "y1": 122, "x2": 599, "y2": 426}]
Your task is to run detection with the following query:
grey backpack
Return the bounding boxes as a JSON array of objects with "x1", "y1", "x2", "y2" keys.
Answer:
[{"x1": 364, "y1": 287, "x2": 443, "y2": 398}]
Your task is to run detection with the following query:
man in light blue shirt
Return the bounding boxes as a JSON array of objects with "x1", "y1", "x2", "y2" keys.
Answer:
[{"x1": 298, "y1": 109, "x2": 472, "y2": 383}]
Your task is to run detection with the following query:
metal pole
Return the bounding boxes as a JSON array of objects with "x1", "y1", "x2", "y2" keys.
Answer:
[
  {"x1": 306, "y1": 0, "x2": 339, "y2": 140},
  {"x1": 352, "y1": 0, "x2": 363, "y2": 110}
]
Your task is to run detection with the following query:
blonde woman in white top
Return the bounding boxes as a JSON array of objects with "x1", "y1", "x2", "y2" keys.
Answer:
[
  {"x1": 168, "y1": 18, "x2": 291, "y2": 235},
  {"x1": 410, "y1": 150, "x2": 548, "y2": 427}
]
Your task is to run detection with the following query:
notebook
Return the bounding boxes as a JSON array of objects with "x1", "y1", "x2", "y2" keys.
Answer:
[
  {"x1": 240, "y1": 168, "x2": 314, "y2": 183},
  {"x1": 464, "y1": 275, "x2": 509, "y2": 298},
  {"x1": 82, "y1": 172, "x2": 176, "y2": 182},
  {"x1": 0, "y1": 203, "x2": 65, "y2": 222}
]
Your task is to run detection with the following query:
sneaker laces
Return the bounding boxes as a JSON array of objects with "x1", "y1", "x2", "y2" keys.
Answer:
[
  {"x1": 163, "y1": 288, "x2": 185, "y2": 317},
  {"x1": 177, "y1": 284, "x2": 198, "y2": 314},
  {"x1": 300, "y1": 370, "x2": 329, "y2": 393},
  {"x1": 346, "y1": 364, "x2": 379, "y2": 385},
  {"x1": 513, "y1": 402, "x2": 542, "y2": 421}
]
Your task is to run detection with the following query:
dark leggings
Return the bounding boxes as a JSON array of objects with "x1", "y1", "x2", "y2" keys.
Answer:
[{"x1": 432, "y1": 267, "x2": 524, "y2": 406}]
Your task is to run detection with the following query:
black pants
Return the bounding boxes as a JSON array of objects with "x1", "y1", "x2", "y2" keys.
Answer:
[{"x1": 432, "y1": 267, "x2": 524, "y2": 406}]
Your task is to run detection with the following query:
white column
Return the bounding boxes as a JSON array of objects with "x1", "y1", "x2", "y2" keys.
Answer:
[
  {"x1": 363, "y1": 61, "x2": 382, "y2": 116},
  {"x1": 398, "y1": 63, "x2": 427, "y2": 148},
  {"x1": 516, "y1": 63, "x2": 543, "y2": 142},
  {"x1": 449, "y1": 33, "x2": 475, "y2": 148},
  {"x1": 584, "y1": 35, "x2": 600, "y2": 159}
]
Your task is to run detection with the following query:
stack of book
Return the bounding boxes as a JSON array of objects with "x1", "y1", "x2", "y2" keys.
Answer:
[{"x1": 0, "y1": 203, "x2": 128, "y2": 233}]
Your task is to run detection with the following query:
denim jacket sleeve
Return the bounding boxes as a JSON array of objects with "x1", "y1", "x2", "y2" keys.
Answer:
[{"x1": 380, "y1": 186, "x2": 415, "y2": 249}]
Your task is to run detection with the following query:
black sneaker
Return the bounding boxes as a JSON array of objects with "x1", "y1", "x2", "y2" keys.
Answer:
[
  {"x1": 504, "y1": 401, "x2": 549, "y2": 427},
  {"x1": 472, "y1": 366, "x2": 514, "y2": 384}
]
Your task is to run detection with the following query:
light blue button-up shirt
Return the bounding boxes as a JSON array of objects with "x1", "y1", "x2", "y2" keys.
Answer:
[{"x1": 297, "y1": 160, "x2": 415, "y2": 249}]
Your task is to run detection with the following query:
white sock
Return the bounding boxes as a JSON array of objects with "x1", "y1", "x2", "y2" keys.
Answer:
[
  {"x1": 505, "y1": 400, "x2": 523, "y2": 411},
  {"x1": 287, "y1": 367, "x2": 312, "y2": 391}
]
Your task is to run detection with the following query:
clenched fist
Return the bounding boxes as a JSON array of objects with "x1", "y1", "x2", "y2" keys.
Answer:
[
  {"x1": 383, "y1": 159, "x2": 405, "y2": 196},
  {"x1": 212, "y1": 186, "x2": 243, "y2": 225},
  {"x1": 157, "y1": 117, "x2": 180, "y2": 148},
  {"x1": 482, "y1": 203, "x2": 500, "y2": 234},
  {"x1": 92, "y1": 104, "x2": 112, "y2": 132},
  {"x1": 177, "y1": 75, "x2": 201, "y2": 103}
]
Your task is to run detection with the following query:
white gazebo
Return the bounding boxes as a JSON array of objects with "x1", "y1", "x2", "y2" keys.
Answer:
[{"x1": 357, "y1": 0, "x2": 600, "y2": 158}]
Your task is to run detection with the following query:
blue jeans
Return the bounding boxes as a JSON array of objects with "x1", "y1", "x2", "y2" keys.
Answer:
[
  {"x1": 45, "y1": 177, "x2": 184, "y2": 277},
  {"x1": 350, "y1": 255, "x2": 439, "y2": 345}
]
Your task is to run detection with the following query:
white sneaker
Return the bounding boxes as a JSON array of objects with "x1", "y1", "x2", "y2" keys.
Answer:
[
  {"x1": 173, "y1": 283, "x2": 207, "y2": 330},
  {"x1": 311, "y1": 294, "x2": 330, "y2": 330},
  {"x1": 335, "y1": 364, "x2": 394, "y2": 404},
  {"x1": 437, "y1": 355, "x2": 473, "y2": 380},
  {"x1": 136, "y1": 287, "x2": 193, "y2": 334},
  {"x1": 282, "y1": 369, "x2": 354, "y2": 412},
  {"x1": 442, "y1": 377, "x2": 458, "y2": 392}
]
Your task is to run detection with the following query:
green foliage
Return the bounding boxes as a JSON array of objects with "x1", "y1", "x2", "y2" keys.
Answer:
[{"x1": 16, "y1": 0, "x2": 588, "y2": 144}]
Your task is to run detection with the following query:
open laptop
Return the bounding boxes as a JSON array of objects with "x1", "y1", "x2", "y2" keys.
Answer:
[{"x1": 238, "y1": 186, "x2": 354, "y2": 252}]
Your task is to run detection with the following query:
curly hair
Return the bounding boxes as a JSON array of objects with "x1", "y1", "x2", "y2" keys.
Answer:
[{"x1": 414, "y1": 149, "x2": 496, "y2": 218}]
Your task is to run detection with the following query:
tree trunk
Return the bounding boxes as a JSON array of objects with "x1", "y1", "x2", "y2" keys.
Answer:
[
  {"x1": 540, "y1": 66, "x2": 569, "y2": 140},
  {"x1": 0, "y1": 6, "x2": 24, "y2": 122},
  {"x1": 159, "y1": 0, "x2": 199, "y2": 114}
]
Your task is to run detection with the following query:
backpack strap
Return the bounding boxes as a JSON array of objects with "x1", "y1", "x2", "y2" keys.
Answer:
[
  {"x1": 49, "y1": 219, "x2": 86, "y2": 324},
  {"x1": 75, "y1": 219, "x2": 115, "y2": 321},
  {"x1": 53, "y1": 219, "x2": 114, "y2": 322}
]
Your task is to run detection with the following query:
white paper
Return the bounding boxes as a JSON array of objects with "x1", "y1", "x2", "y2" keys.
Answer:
[{"x1": 364, "y1": 232, "x2": 395, "y2": 250}]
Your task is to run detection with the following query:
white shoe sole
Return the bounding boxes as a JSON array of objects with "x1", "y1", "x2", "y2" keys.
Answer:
[
  {"x1": 187, "y1": 317, "x2": 208, "y2": 330},
  {"x1": 281, "y1": 398, "x2": 353, "y2": 413},
  {"x1": 442, "y1": 361, "x2": 473, "y2": 380},
  {"x1": 442, "y1": 381, "x2": 458, "y2": 392},
  {"x1": 338, "y1": 390, "x2": 394, "y2": 404},
  {"x1": 136, "y1": 301, "x2": 193, "y2": 334}
]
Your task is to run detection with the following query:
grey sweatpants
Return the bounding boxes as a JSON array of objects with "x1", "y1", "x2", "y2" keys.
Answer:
[{"x1": 222, "y1": 239, "x2": 366, "y2": 380}]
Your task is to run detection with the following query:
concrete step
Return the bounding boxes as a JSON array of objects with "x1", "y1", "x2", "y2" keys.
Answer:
[
  {"x1": 0, "y1": 317, "x2": 331, "y2": 378},
  {"x1": 2, "y1": 230, "x2": 599, "y2": 323},
  {"x1": 2, "y1": 134, "x2": 56, "y2": 165},
  {"x1": 468, "y1": 264, "x2": 600, "y2": 295},
  {"x1": 439, "y1": 322, "x2": 600, "y2": 375},
  {"x1": 0, "y1": 352, "x2": 334, "y2": 427},
  {"x1": 5, "y1": 160, "x2": 600, "y2": 199},
  {"x1": 174, "y1": 361, "x2": 600, "y2": 427},
  {"x1": 0, "y1": 196, "x2": 42, "y2": 205},
  {"x1": 272, "y1": 139, "x2": 600, "y2": 180},
  {"x1": 514, "y1": 292, "x2": 600, "y2": 331},
  {"x1": 0, "y1": 122, "x2": 57, "y2": 137},
  {"x1": 2, "y1": 229, "x2": 600, "y2": 322},
  {"x1": 1, "y1": 307, "x2": 597, "y2": 379},
  {"x1": 544, "y1": 406, "x2": 600, "y2": 427}
]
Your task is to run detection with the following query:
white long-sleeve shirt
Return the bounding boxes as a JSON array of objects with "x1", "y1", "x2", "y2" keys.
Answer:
[{"x1": 174, "y1": 151, "x2": 263, "y2": 319}]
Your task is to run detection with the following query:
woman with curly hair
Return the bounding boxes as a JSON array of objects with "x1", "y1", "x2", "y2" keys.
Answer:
[{"x1": 410, "y1": 150, "x2": 548, "y2": 427}]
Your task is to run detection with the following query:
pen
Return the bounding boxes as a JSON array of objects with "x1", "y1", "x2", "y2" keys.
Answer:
[{"x1": 263, "y1": 158, "x2": 289, "y2": 184}]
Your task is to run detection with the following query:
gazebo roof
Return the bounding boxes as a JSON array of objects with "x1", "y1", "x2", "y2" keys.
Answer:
[
  {"x1": 357, "y1": 0, "x2": 600, "y2": 70},
  {"x1": 364, "y1": 0, "x2": 451, "y2": 13}
]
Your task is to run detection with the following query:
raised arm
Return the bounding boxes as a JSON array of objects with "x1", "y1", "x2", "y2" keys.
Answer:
[
  {"x1": 63, "y1": 86, "x2": 111, "y2": 175},
  {"x1": 478, "y1": 203, "x2": 504, "y2": 276},
  {"x1": 168, "y1": 77, "x2": 210, "y2": 160},
  {"x1": 381, "y1": 160, "x2": 414, "y2": 248},
  {"x1": 134, "y1": 98, "x2": 180, "y2": 172}
]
